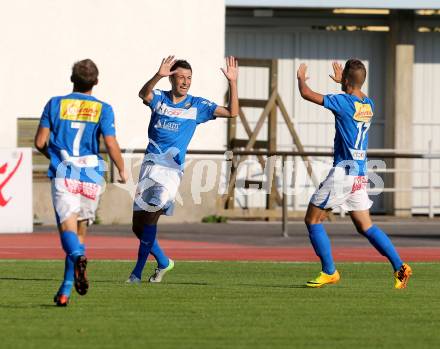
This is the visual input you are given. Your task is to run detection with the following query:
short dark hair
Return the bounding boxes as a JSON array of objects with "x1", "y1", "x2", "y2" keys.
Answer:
[
  {"x1": 171, "y1": 60, "x2": 192, "y2": 72},
  {"x1": 343, "y1": 59, "x2": 366, "y2": 88},
  {"x1": 71, "y1": 59, "x2": 99, "y2": 92}
]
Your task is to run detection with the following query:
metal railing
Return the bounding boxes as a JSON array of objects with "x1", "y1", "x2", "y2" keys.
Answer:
[
  {"x1": 114, "y1": 148, "x2": 440, "y2": 235},
  {"x1": 33, "y1": 148, "x2": 440, "y2": 236}
]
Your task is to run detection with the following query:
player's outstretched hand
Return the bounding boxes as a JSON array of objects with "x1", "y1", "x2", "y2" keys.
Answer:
[
  {"x1": 221, "y1": 56, "x2": 238, "y2": 82},
  {"x1": 297, "y1": 63, "x2": 309, "y2": 81},
  {"x1": 157, "y1": 55, "x2": 177, "y2": 77},
  {"x1": 329, "y1": 61, "x2": 343, "y2": 83},
  {"x1": 117, "y1": 169, "x2": 128, "y2": 184}
]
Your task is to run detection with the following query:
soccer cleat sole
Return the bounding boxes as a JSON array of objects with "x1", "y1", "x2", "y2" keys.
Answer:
[
  {"x1": 74, "y1": 255, "x2": 89, "y2": 296},
  {"x1": 54, "y1": 294, "x2": 69, "y2": 307},
  {"x1": 306, "y1": 279, "x2": 339, "y2": 288},
  {"x1": 395, "y1": 264, "x2": 413, "y2": 289},
  {"x1": 306, "y1": 271, "x2": 341, "y2": 288}
]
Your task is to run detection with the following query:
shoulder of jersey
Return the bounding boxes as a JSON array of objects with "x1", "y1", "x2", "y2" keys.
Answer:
[
  {"x1": 50, "y1": 95, "x2": 67, "y2": 103},
  {"x1": 329, "y1": 93, "x2": 350, "y2": 101},
  {"x1": 192, "y1": 95, "x2": 213, "y2": 106},
  {"x1": 90, "y1": 96, "x2": 112, "y2": 110},
  {"x1": 342, "y1": 93, "x2": 354, "y2": 100}
]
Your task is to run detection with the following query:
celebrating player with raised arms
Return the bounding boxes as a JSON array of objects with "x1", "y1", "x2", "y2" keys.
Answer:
[
  {"x1": 297, "y1": 59, "x2": 412, "y2": 289},
  {"x1": 126, "y1": 56, "x2": 238, "y2": 284},
  {"x1": 34, "y1": 59, "x2": 127, "y2": 306}
]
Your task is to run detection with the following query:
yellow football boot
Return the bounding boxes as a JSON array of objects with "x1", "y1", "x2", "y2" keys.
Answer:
[
  {"x1": 306, "y1": 270, "x2": 340, "y2": 288},
  {"x1": 394, "y1": 263, "x2": 412, "y2": 289}
]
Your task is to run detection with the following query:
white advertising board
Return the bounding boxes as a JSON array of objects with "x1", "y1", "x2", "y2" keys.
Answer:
[{"x1": 0, "y1": 148, "x2": 33, "y2": 233}]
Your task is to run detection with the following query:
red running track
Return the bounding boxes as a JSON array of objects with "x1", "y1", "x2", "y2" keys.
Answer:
[{"x1": 0, "y1": 233, "x2": 439, "y2": 262}]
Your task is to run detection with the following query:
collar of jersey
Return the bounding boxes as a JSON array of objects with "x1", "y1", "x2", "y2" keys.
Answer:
[
  {"x1": 165, "y1": 91, "x2": 191, "y2": 107},
  {"x1": 347, "y1": 93, "x2": 368, "y2": 103},
  {"x1": 69, "y1": 92, "x2": 96, "y2": 100}
]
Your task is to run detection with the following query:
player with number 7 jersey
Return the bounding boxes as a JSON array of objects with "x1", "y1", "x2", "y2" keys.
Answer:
[
  {"x1": 40, "y1": 93, "x2": 115, "y2": 184},
  {"x1": 35, "y1": 59, "x2": 127, "y2": 306},
  {"x1": 296, "y1": 59, "x2": 412, "y2": 289}
]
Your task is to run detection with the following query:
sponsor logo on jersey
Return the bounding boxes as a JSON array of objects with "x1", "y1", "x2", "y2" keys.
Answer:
[
  {"x1": 201, "y1": 100, "x2": 214, "y2": 107},
  {"x1": 350, "y1": 148, "x2": 366, "y2": 161},
  {"x1": 154, "y1": 119, "x2": 180, "y2": 132},
  {"x1": 60, "y1": 99, "x2": 102, "y2": 123},
  {"x1": 64, "y1": 178, "x2": 100, "y2": 200},
  {"x1": 353, "y1": 102, "x2": 373, "y2": 122},
  {"x1": 157, "y1": 103, "x2": 197, "y2": 120},
  {"x1": 351, "y1": 176, "x2": 368, "y2": 193},
  {"x1": 60, "y1": 150, "x2": 99, "y2": 168}
]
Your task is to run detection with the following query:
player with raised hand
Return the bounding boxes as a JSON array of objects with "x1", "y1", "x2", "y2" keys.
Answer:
[
  {"x1": 297, "y1": 59, "x2": 412, "y2": 289},
  {"x1": 126, "y1": 55, "x2": 238, "y2": 284},
  {"x1": 34, "y1": 59, "x2": 127, "y2": 306}
]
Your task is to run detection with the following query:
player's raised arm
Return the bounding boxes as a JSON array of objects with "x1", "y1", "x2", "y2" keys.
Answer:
[
  {"x1": 138, "y1": 55, "x2": 177, "y2": 104},
  {"x1": 214, "y1": 56, "x2": 239, "y2": 118},
  {"x1": 297, "y1": 63, "x2": 324, "y2": 106}
]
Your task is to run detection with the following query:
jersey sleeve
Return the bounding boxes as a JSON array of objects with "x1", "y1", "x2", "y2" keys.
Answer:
[
  {"x1": 39, "y1": 99, "x2": 52, "y2": 128},
  {"x1": 195, "y1": 98, "x2": 218, "y2": 124},
  {"x1": 100, "y1": 104, "x2": 116, "y2": 137},
  {"x1": 323, "y1": 94, "x2": 346, "y2": 114},
  {"x1": 145, "y1": 89, "x2": 165, "y2": 111}
]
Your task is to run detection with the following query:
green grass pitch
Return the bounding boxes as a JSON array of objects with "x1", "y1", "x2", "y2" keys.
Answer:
[{"x1": 0, "y1": 260, "x2": 439, "y2": 348}]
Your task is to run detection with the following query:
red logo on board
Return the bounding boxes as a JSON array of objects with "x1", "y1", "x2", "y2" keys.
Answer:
[{"x1": 0, "y1": 152, "x2": 23, "y2": 207}]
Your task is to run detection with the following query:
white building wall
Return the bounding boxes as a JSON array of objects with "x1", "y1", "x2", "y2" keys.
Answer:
[
  {"x1": 0, "y1": 0, "x2": 226, "y2": 151},
  {"x1": 413, "y1": 32, "x2": 440, "y2": 215}
]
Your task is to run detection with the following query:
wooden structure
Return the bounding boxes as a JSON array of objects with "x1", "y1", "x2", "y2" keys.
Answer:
[{"x1": 219, "y1": 58, "x2": 318, "y2": 219}]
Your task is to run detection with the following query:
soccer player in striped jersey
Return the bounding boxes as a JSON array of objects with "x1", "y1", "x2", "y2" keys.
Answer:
[{"x1": 297, "y1": 59, "x2": 412, "y2": 289}]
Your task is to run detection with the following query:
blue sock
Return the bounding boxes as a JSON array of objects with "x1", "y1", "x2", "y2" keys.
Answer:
[
  {"x1": 131, "y1": 225, "x2": 157, "y2": 279},
  {"x1": 364, "y1": 225, "x2": 403, "y2": 272},
  {"x1": 151, "y1": 239, "x2": 169, "y2": 269},
  {"x1": 57, "y1": 241, "x2": 85, "y2": 296},
  {"x1": 58, "y1": 256, "x2": 74, "y2": 296},
  {"x1": 307, "y1": 223, "x2": 336, "y2": 275},
  {"x1": 60, "y1": 230, "x2": 82, "y2": 262}
]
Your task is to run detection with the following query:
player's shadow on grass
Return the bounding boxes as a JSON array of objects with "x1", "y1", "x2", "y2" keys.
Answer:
[
  {"x1": 92, "y1": 279, "x2": 128, "y2": 284},
  {"x1": 0, "y1": 304, "x2": 58, "y2": 310},
  {"x1": 237, "y1": 283, "x2": 309, "y2": 289},
  {"x1": 162, "y1": 281, "x2": 210, "y2": 286},
  {"x1": 39, "y1": 304, "x2": 66, "y2": 309},
  {"x1": 155, "y1": 281, "x2": 308, "y2": 288},
  {"x1": 0, "y1": 277, "x2": 57, "y2": 282},
  {"x1": 0, "y1": 304, "x2": 37, "y2": 309}
]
